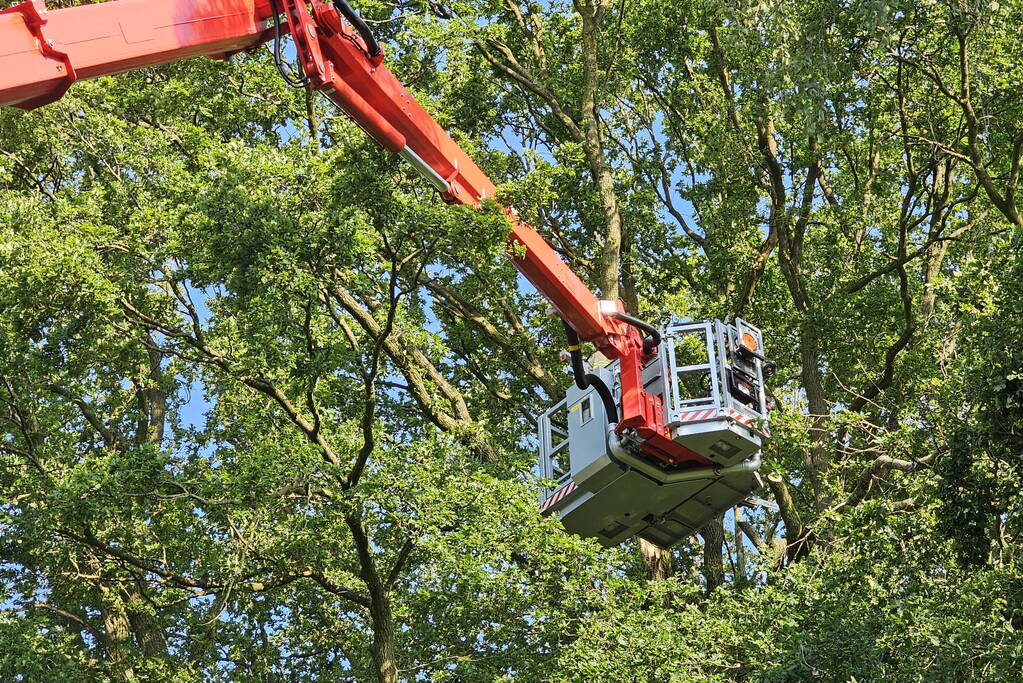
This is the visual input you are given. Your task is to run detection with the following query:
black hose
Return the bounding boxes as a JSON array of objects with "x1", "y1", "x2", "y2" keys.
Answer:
[
  {"x1": 563, "y1": 321, "x2": 587, "y2": 391},
  {"x1": 333, "y1": 0, "x2": 382, "y2": 57},
  {"x1": 562, "y1": 322, "x2": 618, "y2": 423},
  {"x1": 610, "y1": 311, "x2": 661, "y2": 355},
  {"x1": 586, "y1": 372, "x2": 619, "y2": 424},
  {"x1": 269, "y1": 0, "x2": 309, "y2": 88}
]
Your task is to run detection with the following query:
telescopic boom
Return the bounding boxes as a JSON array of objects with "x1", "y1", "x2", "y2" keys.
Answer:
[{"x1": 0, "y1": 0, "x2": 705, "y2": 467}]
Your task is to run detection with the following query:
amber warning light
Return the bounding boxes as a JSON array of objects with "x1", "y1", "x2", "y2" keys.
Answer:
[{"x1": 741, "y1": 332, "x2": 759, "y2": 352}]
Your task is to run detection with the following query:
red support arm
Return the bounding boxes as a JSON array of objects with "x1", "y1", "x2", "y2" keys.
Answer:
[
  {"x1": 0, "y1": 0, "x2": 276, "y2": 109},
  {"x1": 274, "y1": 0, "x2": 627, "y2": 351},
  {"x1": 0, "y1": 0, "x2": 624, "y2": 352},
  {"x1": 0, "y1": 0, "x2": 696, "y2": 463}
]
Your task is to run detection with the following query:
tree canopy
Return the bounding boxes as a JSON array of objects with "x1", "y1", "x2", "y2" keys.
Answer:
[{"x1": 1, "y1": 0, "x2": 1021, "y2": 680}]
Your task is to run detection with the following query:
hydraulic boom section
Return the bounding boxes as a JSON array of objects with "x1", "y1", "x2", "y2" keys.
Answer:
[{"x1": 0, "y1": 0, "x2": 773, "y2": 546}]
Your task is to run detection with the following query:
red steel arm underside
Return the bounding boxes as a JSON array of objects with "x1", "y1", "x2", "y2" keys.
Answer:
[{"x1": 0, "y1": 0, "x2": 706, "y2": 466}]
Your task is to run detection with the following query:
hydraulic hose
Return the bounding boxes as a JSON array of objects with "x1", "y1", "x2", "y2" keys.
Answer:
[
  {"x1": 269, "y1": 0, "x2": 310, "y2": 88},
  {"x1": 562, "y1": 321, "x2": 618, "y2": 424},
  {"x1": 587, "y1": 373, "x2": 619, "y2": 425},
  {"x1": 563, "y1": 320, "x2": 588, "y2": 391},
  {"x1": 609, "y1": 312, "x2": 661, "y2": 355},
  {"x1": 333, "y1": 0, "x2": 382, "y2": 57}
]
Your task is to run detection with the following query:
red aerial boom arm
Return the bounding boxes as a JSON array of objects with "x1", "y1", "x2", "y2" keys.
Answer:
[{"x1": 0, "y1": 0, "x2": 705, "y2": 466}]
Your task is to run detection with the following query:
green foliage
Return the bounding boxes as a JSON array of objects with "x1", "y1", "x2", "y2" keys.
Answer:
[
  {"x1": 936, "y1": 239, "x2": 1023, "y2": 567},
  {"x1": 2, "y1": 0, "x2": 1023, "y2": 680}
]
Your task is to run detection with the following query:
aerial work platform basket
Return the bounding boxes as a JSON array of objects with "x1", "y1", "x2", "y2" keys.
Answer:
[{"x1": 537, "y1": 318, "x2": 772, "y2": 547}]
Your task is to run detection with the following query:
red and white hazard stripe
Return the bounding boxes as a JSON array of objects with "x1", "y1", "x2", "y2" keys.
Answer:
[
  {"x1": 539, "y1": 481, "x2": 578, "y2": 514},
  {"x1": 677, "y1": 407, "x2": 769, "y2": 436},
  {"x1": 677, "y1": 408, "x2": 718, "y2": 422},
  {"x1": 728, "y1": 408, "x2": 769, "y2": 436},
  {"x1": 728, "y1": 408, "x2": 755, "y2": 427}
]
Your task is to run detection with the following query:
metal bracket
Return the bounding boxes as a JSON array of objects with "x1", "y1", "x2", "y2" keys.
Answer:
[
  {"x1": 3, "y1": 0, "x2": 78, "y2": 109},
  {"x1": 743, "y1": 495, "x2": 780, "y2": 513}
]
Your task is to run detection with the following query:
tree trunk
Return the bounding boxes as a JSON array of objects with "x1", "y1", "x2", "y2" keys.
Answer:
[
  {"x1": 305, "y1": 88, "x2": 320, "y2": 150},
  {"x1": 766, "y1": 473, "x2": 810, "y2": 561},
  {"x1": 639, "y1": 538, "x2": 672, "y2": 581},
  {"x1": 368, "y1": 597, "x2": 398, "y2": 683},
  {"x1": 734, "y1": 506, "x2": 747, "y2": 586},
  {"x1": 348, "y1": 516, "x2": 399, "y2": 683},
  {"x1": 102, "y1": 605, "x2": 137, "y2": 681},
  {"x1": 124, "y1": 582, "x2": 168, "y2": 659},
  {"x1": 701, "y1": 513, "x2": 725, "y2": 592},
  {"x1": 577, "y1": 1, "x2": 624, "y2": 300},
  {"x1": 799, "y1": 320, "x2": 832, "y2": 511}
]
